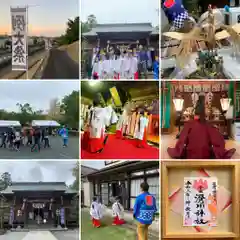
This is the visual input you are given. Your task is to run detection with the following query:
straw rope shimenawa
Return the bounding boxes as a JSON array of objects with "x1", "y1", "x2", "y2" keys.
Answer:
[{"x1": 162, "y1": 6, "x2": 240, "y2": 69}]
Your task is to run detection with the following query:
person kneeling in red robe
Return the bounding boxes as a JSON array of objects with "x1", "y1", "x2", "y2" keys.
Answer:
[
  {"x1": 167, "y1": 95, "x2": 236, "y2": 159},
  {"x1": 112, "y1": 196, "x2": 125, "y2": 225}
]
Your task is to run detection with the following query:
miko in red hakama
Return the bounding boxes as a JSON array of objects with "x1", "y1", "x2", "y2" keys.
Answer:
[
  {"x1": 88, "y1": 129, "x2": 104, "y2": 153},
  {"x1": 136, "y1": 128, "x2": 148, "y2": 148},
  {"x1": 112, "y1": 216, "x2": 125, "y2": 225},
  {"x1": 92, "y1": 218, "x2": 101, "y2": 228},
  {"x1": 135, "y1": 115, "x2": 149, "y2": 148},
  {"x1": 112, "y1": 200, "x2": 125, "y2": 226},
  {"x1": 90, "y1": 199, "x2": 103, "y2": 228},
  {"x1": 134, "y1": 71, "x2": 139, "y2": 80},
  {"x1": 82, "y1": 126, "x2": 90, "y2": 150}
]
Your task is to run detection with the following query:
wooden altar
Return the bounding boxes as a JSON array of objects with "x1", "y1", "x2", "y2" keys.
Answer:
[{"x1": 161, "y1": 81, "x2": 234, "y2": 136}]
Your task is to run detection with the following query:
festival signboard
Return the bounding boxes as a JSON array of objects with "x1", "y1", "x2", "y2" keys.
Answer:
[
  {"x1": 161, "y1": 161, "x2": 239, "y2": 239},
  {"x1": 11, "y1": 7, "x2": 27, "y2": 71}
]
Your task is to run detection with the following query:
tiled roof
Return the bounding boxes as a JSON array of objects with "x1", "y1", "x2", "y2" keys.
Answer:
[
  {"x1": 1, "y1": 182, "x2": 72, "y2": 194},
  {"x1": 81, "y1": 165, "x2": 97, "y2": 176},
  {"x1": 82, "y1": 23, "x2": 155, "y2": 36}
]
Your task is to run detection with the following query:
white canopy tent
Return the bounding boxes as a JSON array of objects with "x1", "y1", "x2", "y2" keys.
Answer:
[
  {"x1": 0, "y1": 120, "x2": 21, "y2": 127},
  {"x1": 31, "y1": 120, "x2": 61, "y2": 127}
]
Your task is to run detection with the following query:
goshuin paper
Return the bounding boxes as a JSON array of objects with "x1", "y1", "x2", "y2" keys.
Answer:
[{"x1": 183, "y1": 177, "x2": 217, "y2": 227}]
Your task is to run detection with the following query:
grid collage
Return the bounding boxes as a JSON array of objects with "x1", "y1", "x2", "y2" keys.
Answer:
[{"x1": 0, "y1": 0, "x2": 240, "y2": 239}]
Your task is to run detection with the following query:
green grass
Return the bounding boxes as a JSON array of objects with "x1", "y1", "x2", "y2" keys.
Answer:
[{"x1": 81, "y1": 211, "x2": 136, "y2": 240}]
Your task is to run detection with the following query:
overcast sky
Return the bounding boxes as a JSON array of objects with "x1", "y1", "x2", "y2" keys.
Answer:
[
  {"x1": 0, "y1": 0, "x2": 78, "y2": 36},
  {"x1": 81, "y1": 0, "x2": 159, "y2": 26},
  {"x1": 0, "y1": 80, "x2": 79, "y2": 112},
  {"x1": 81, "y1": 161, "x2": 105, "y2": 170},
  {"x1": 0, "y1": 160, "x2": 77, "y2": 185}
]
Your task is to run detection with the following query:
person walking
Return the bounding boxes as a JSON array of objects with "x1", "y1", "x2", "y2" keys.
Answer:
[
  {"x1": 59, "y1": 125, "x2": 69, "y2": 147},
  {"x1": 44, "y1": 128, "x2": 50, "y2": 148},
  {"x1": 31, "y1": 128, "x2": 41, "y2": 152},
  {"x1": 13, "y1": 130, "x2": 21, "y2": 151},
  {"x1": 133, "y1": 182, "x2": 157, "y2": 240}
]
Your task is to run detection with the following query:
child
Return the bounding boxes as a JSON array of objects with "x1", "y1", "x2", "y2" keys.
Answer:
[
  {"x1": 90, "y1": 197, "x2": 102, "y2": 228},
  {"x1": 112, "y1": 196, "x2": 125, "y2": 225}
]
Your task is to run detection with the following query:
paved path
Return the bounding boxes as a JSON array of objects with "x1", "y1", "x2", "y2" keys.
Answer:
[
  {"x1": 0, "y1": 232, "x2": 27, "y2": 240},
  {"x1": 0, "y1": 136, "x2": 79, "y2": 159},
  {"x1": 0, "y1": 230, "x2": 79, "y2": 240},
  {"x1": 53, "y1": 230, "x2": 79, "y2": 240},
  {"x1": 41, "y1": 49, "x2": 79, "y2": 79}
]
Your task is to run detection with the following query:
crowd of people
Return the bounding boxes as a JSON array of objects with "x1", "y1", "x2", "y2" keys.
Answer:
[
  {"x1": 83, "y1": 44, "x2": 159, "y2": 80},
  {"x1": 90, "y1": 182, "x2": 157, "y2": 240},
  {"x1": 82, "y1": 96, "x2": 151, "y2": 154},
  {"x1": 0, "y1": 126, "x2": 69, "y2": 152}
]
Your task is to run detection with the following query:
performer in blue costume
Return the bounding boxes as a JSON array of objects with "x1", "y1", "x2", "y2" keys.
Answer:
[
  {"x1": 59, "y1": 126, "x2": 69, "y2": 147},
  {"x1": 133, "y1": 182, "x2": 157, "y2": 240},
  {"x1": 153, "y1": 56, "x2": 159, "y2": 80},
  {"x1": 162, "y1": 0, "x2": 189, "y2": 30}
]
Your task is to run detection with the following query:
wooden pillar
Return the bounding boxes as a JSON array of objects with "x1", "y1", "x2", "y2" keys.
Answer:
[
  {"x1": 146, "y1": 37, "x2": 150, "y2": 46},
  {"x1": 127, "y1": 173, "x2": 131, "y2": 210},
  {"x1": 97, "y1": 38, "x2": 100, "y2": 47}
]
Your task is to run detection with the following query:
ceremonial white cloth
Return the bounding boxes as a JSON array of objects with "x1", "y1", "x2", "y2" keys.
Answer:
[
  {"x1": 112, "y1": 202, "x2": 124, "y2": 219},
  {"x1": 92, "y1": 57, "x2": 138, "y2": 79},
  {"x1": 88, "y1": 106, "x2": 118, "y2": 138},
  {"x1": 135, "y1": 116, "x2": 149, "y2": 140},
  {"x1": 90, "y1": 201, "x2": 102, "y2": 220}
]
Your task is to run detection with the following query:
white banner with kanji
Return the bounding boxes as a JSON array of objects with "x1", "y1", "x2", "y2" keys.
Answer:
[{"x1": 11, "y1": 7, "x2": 27, "y2": 70}]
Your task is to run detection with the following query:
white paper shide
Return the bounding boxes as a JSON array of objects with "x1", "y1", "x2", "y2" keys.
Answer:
[
  {"x1": 11, "y1": 7, "x2": 27, "y2": 70},
  {"x1": 183, "y1": 177, "x2": 218, "y2": 227}
]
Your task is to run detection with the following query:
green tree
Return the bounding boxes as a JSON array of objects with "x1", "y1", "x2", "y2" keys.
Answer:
[
  {"x1": 60, "y1": 90, "x2": 79, "y2": 129},
  {"x1": 70, "y1": 163, "x2": 79, "y2": 191},
  {"x1": 59, "y1": 16, "x2": 79, "y2": 45},
  {"x1": 17, "y1": 103, "x2": 33, "y2": 115}
]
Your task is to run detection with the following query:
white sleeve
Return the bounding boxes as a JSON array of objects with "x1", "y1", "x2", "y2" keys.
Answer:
[{"x1": 111, "y1": 110, "x2": 118, "y2": 124}]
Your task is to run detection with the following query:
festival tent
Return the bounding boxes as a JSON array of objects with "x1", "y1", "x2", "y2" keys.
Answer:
[
  {"x1": 0, "y1": 120, "x2": 21, "y2": 127},
  {"x1": 31, "y1": 120, "x2": 60, "y2": 127}
]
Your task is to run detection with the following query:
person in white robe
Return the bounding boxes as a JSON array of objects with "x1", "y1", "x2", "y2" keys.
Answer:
[
  {"x1": 119, "y1": 53, "x2": 126, "y2": 79},
  {"x1": 130, "y1": 54, "x2": 138, "y2": 79},
  {"x1": 115, "y1": 109, "x2": 124, "y2": 139},
  {"x1": 88, "y1": 99, "x2": 118, "y2": 153},
  {"x1": 135, "y1": 111, "x2": 149, "y2": 148},
  {"x1": 91, "y1": 48, "x2": 99, "y2": 68},
  {"x1": 90, "y1": 197, "x2": 102, "y2": 228},
  {"x1": 102, "y1": 59, "x2": 110, "y2": 79},
  {"x1": 122, "y1": 53, "x2": 131, "y2": 79},
  {"x1": 113, "y1": 57, "x2": 121, "y2": 79},
  {"x1": 112, "y1": 196, "x2": 125, "y2": 225}
]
